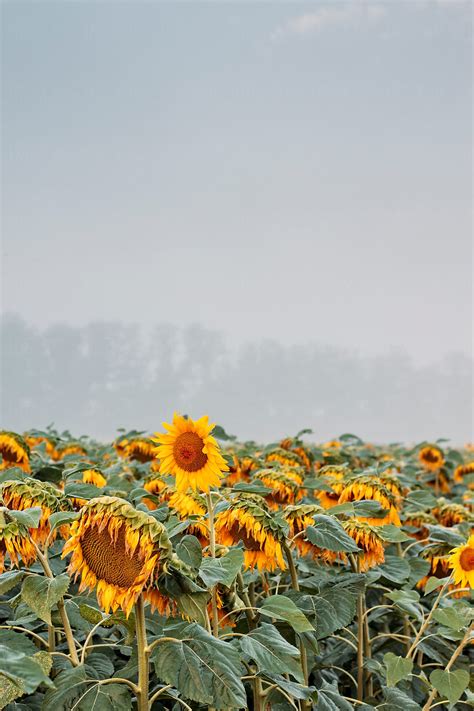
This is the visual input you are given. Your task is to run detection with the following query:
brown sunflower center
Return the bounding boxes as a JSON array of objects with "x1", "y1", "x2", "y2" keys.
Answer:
[
  {"x1": 459, "y1": 547, "x2": 474, "y2": 572},
  {"x1": 173, "y1": 432, "x2": 208, "y2": 472},
  {"x1": 228, "y1": 521, "x2": 262, "y2": 551},
  {"x1": 81, "y1": 522, "x2": 144, "y2": 588},
  {"x1": 423, "y1": 450, "x2": 440, "y2": 463}
]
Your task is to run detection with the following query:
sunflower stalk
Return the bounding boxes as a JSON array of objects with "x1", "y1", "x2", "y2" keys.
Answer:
[
  {"x1": 407, "y1": 576, "x2": 452, "y2": 659},
  {"x1": 206, "y1": 490, "x2": 220, "y2": 637},
  {"x1": 31, "y1": 540, "x2": 80, "y2": 665},
  {"x1": 283, "y1": 542, "x2": 310, "y2": 711},
  {"x1": 135, "y1": 594, "x2": 150, "y2": 711},
  {"x1": 422, "y1": 622, "x2": 473, "y2": 710}
]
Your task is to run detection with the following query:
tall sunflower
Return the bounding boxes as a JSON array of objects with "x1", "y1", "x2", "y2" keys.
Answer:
[
  {"x1": 0, "y1": 432, "x2": 30, "y2": 472},
  {"x1": 215, "y1": 495, "x2": 286, "y2": 572},
  {"x1": 418, "y1": 445, "x2": 444, "y2": 472},
  {"x1": 448, "y1": 534, "x2": 474, "y2": 589},
  {"x1": 62, "y1": 496, "x2": 173, "y2": 616},
  {"x1": 1, "y1": 479, "x2": 73, "y2": 544},
  {"x1": 343, "y1": 519, "x2": 385, "y2": 571},
  {"x1": 0, "y1": 507, "x2": 37, "y2": 573},
  {"x1": 153, "y1": 413, "x2": 229, "y2": 493}
]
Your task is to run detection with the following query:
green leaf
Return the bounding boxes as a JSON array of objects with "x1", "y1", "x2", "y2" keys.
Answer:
[
  {"x1": 429, "y1": 669, "x2": 470, "y2": 704},
  {"x1": 199, "y1": 548, "x2": 244, "y2": 588},
  {"x1": 41, "y1": 666, "x2": 91, "y2": 709},
  {"x1": 0, "y1": 645, "x2": 53, "y2": 694},
  {"x1": 75, "y1": 683, "x2": 132, "y2": 710},
  {"x1": 305, "y1": 515, "x2": 360, "y2": 553},
  {"x1": 0, "y1": 570, "x2": 25, "y2": 594},
  {"x1": 376, "y1": 554, "x2": 411, "y2": 583},
  {"x1": 0, "y1": 650, "x2": 52, "y2": 708},
  {"x1": 407, "y1": 558, "x2": 431, "y2": 587},
  {"x1": 383, "y1": 652, "x2": 413, "y2": 687},
  {"x1": 176, "y1": 535, "x2": 203, "y2": 569},
  {"x1": 381, "y1": 686, "x2": 422, "y2": 711},
  {"x1": 406, "y1": 490, "x2": 437, "y2": 510},
  {"x1": 64, "y1": 482, "x2": 103, "y2": 499},
  {"x1": 21, "y1": 573, "x2": 70, "y2": 625},
  {"x1": 211, "y1": 425, "x2": 236, "y2": 441},
  {"x1": 314, "y1": 680, "x2": 354, "y2": 710},
  {"x1": 386, "y1": 589, "x2": 422, "y2": 619},
  {"x1": 424, "y1": 576, "x2": 450, "y2": 595},
  {"x1": 376, "y1": 525, "x2": 411, "y2": 543},
  {"x1": 48, "y1": 510, "x2": 79, "y2": 531},
  {"x1": 85, "y1": 653, "x2": 115, "y2": 679},
  {"x1": 7, "y1": 507, "x2": 42, "y2": 529},
  {"x1": 175, "y1": 592, "x2": 210, "y2": 627},
  {"x1": 79, "y1": 603, "x2": 104, "y2": 625},
  {"x1": 0, "y1": 629, "x2": 37, "y2": 656},
  {"x1": 152, "y1": 622, "x2": 246, "y2": 709},
  {"x1": 240, "y1": 623, "x2": 303, "y2": 682},
  {"x1": 432, "y1": 607, "x2": 470, "y2": 632},
  {"x1": 427, "y1": 525, "x2": 465, "y2": 546},
  {"x1": 259, "y1": 595, "x2": 313, "y2": 633}
]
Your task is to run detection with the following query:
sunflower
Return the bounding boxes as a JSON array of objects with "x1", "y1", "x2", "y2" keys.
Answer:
[
  {"x1": 215, "y1": 496, "x2": 286, "y2": 572},
  {"x1": 24, "y1": 434, "x2": 56, "y2": 458},
  {"x1": 403, "y1": 511, "x2": 437, "y2": 540},
  {"x1": 0, "y1": 507, "x2": 37, "y2": 573},
  {"x1": 265, "y1": 448, "x2": 306, "y2": 469},
  {"x1": 283, "y1": 504, "x2": 333, "y2": 559},
  {"x1": 143, "y1": 476, "x2": 172, "y2": 510},
  {"x1": 1, "y1": 479, "x2": 73, "y2": 544},
  {"x1": 225, "y1": 455, "x2": 257, "y2": 487},
  {"x1": 125, "y1": 437, "x2": 156, "y2": 463},
  {"x1": 53, "y1": 443, "x2": 87, "y2": 461},
  {"x1": 83, "y1": 469, "x2": 107, "y2": 488},
  {"x1": 448, "y1": 534, "x2": 474, "y2": 589},
  {"x1": 338, "y1": 476, "x2": 401, "y2": 526},
  {"x1": 418, "y1": 445, "x2": 444, "y2": 472},
  {"x1": 454, "y1": 461, "x2": 474, "y2": 484},
  {"x1": 315, "y1": 465, "x2": 347, "y2": 509},
  {"x1": 0, "y1": 432, "x2": 30, "y2": 472},
  {"x1": 254, "y1": 468, "x2": 304, "y2": 509},
  {"x1": 343, "y1": 519, "x2": 385, "y2": 571},
  {"x1": 433, "y1": 501, "x2": 473, "y2": 528},
  {"x1": 153, "y1": 413, "x2": 229, "y2": 493},
  {"x1": 168, "y1": 490, "x2": 208, "y2": 544},
  {"x1": 416, "y1": 544, "x2": 452, "y2": 590},
  {"x1": 114, "y1": 436, "x2": 130, "y2": 458},
  {"x1": 62, "y1": 496, "x2": 173, "y2": 616}
]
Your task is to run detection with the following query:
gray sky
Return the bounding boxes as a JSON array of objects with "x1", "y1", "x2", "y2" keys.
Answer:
[{"x1": 2, "y1": 0, "x2": 472, "y2": 366}]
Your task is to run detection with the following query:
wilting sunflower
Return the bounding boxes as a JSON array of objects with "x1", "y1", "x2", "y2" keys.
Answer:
[
  {"x1": 24, "y1": 434, "x2": 56, "y2": 458},
  {"x1": 315, "y1": 465, "x2": 347, "y2": 509},
  {"x1": 153, "y1": 413, "x2": 229, "y2": 493},
  {"x1": 0, "y1": 432, "x2": 30, "y2": 473},
  {"x1": 0, "y1": 507, "x2": 37, "y2": 573},
  {"x1": 433, "y1": 501, "x2": 473, "y2": 528},
  {"x1": 338, "y1": 475, "x2": 401, "y2": 526},
  {"x1": 62, "y1": 496, "x2": 173, "y2": 616},
  {"x1": 284, "y1": 504, "x2": 332, "y2": 559},
  {"x1": 448, "y1": 534, "x2": 474, "y2": 589},
  {"x1": 225, "y1": 454, "x2": 257, "y2": 487},
  {"x1": 215, "y1": 495, "x2": 286, "y2": 572},
  {"x1": 254, "y1": 468, "x2": 304, "y2": 509},
  {"x1": 454, "y1": 461, "x2": 474, "y2": 485},
  {"x1": 83, "y1": 469, "x2": 107, "y2": 488},
  {"x1": 1, "y1": 479, "x2": 73, "y2": 545},
  {"x1": 125, "y1": 437, "x2": 156, "y2": 463},
  {"x1": 403, "y1": 511, "x2": 437, "y2": 540},
  {"x1": 168, "y1": 490, "x2": 208, "y2": 544},
  {"x1": 143, "y1": 476, "x2": 172, "y2": 510},
  {"x1": 279, "y1": 439, "x2": 313, "y2": 471},
  {"x1": 266, "y1": 448, "x2": 306, "y2": 470},
  {"x1": 343, "y1": 519, "x2": 385, "y2": 571},
  {"x1": 114, "y1": 436, "x2": 129, "y2": 458},
  {"x1": 416, "y1": 543, "x2": 452, "y2": 590},
  {"x1": 418, "y1": 445, "x2": 444, "y2": 472},
  {"x1": 53, "y1": 443, "x2": 87, "y2": 461}
]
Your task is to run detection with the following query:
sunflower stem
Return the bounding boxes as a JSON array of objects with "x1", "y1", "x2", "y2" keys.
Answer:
[
  {"x1": 407, "y1": 576, "x2": 452, "y2": 659},
  {"x1": 422, "y1": 622, "x2": 473, "y2": 710},
  {"x1": 32, "y1": 541, "x2": 80, "y2": 665},
  {"x1": 283, "y1": 543, "x2": 310, "y2": 711},
  {"x1": 135, "y1": 594, "x2": 149, "y2": 711},
  {"x1": 355, "y1": 556, "x2": 365, "y2": 702},
  {"x1": 206, "y1": 491, "x2": 220, "y2": 637}
]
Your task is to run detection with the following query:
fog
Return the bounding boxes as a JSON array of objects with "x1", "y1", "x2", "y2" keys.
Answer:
[{"x1": 1, "y1": 314, "x2": 471, "y2": 444}]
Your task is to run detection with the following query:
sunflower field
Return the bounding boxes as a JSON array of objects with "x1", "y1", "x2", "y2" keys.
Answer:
[{"x1": 0, "y1": 419, "x2": 473, "y2": 711}]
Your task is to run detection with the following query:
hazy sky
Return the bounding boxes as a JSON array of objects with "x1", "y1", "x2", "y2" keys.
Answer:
[{"x1": 2, "y1": 1, "x2": 472, "y2": 365}]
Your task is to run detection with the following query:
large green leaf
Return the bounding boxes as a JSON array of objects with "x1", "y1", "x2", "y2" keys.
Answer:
[
  {"x1": 291, "y1": 576, "x2": 363, "y2": 639},
  {"x1": 386, "y1": 589, "x2": 422, "y2": 619},
  {"x1": 239, "y1": 623, "x2": 303, "y2": 682},
  {"x1": 7, "y1": 507, "x2": 42, "y2": 529},
  {"x1": 41, "y1": 666, "x2": 92, "y2": 709},
  {"x1": 73, "y1": 682, "x2": 132, "y2": 710},
  {"x1": 383, "y1": 652, "x2": 413, "y2": 687},
  {"x1": 152, "y1": 622, "x2": 246, "y2": 709},
  {"x1": 48, "y1": 510, "x2": 79, "y2": 531},
  {"x1": 0, "y1": 650, "x2": 52, "y2": 709},
  {"x1": 0, "y1": 645, "x2": 53, "y2": 695},
  {"x1": 313, "y1": 681, "x2": 354, "y2": 710},
  {"x1": 21, "y1": 573, "x2": 70, "y2": 625},
  {"x1": 376, "y1": 525, "x2": 411, "y2": 543},
  {"x1": 429, "y1": 669, "x2": 470, "y2": 704},
  {"x1": 376, "y1": 555, "x2": 411, "y2": 583},
  {"x1": 0, "y1": 570, "x2": 25, "y2": 594},
  {"x1": 259, "y1": 595, "x2": 313, "y2": 633},
  {"x1": 381, "y1": 686, "x2": 422, "y2": 711},
  {"x1": 432, "y1": 607, "x2": 470, "y2": 632},
  {"x1": 176, "y1": 535, "x2": 203, "y2": 570},
  {"x1": 305, "y1": 516, "x2": 360, "y2": 553},
  {"x1": 199, "y1": 548, "x2": 244, "y2": 588}
]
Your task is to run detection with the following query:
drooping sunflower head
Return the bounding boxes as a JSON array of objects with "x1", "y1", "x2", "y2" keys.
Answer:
[
  {"x1": 153, "y1": 413, "x2": 229, "y2": 493},
  {"x1": 168, "y1": 490, "x2": 208, "y2": 544},
  {"x1": 265, "y1": 448, "x2": 306, "y2": 470},
  {"x1": 0, "y1": 507, "x2": 37, "y2": 573},
  {"x1": 343, "y1": 519, "x2": 385, "y2": 571},
  {"x1": 1, "y1": 479, "x2": 73, "y2": 544},
  {"x1": 143, "y1": 476, "x2": 172, "y2": 510},
  {"x1": 254, "y1": 468, "x2": 304, "y2": 509},
  {"x1": 454, "y1": 461, "x2": 474, "y2": 485},
  {"x1": 215, "y1": 496, "x2": 286, "y2": 572},
  {"x1": 224, "y1": 454, "x2": 258, "y2": 487},
  {"x1": 418, "y1": 445, "x2": 445, "y2": 472},
  {"x1": 416, "y1": 544, "x2": 452, "y2": 590},
  {"x1": 62, "y1": 496, "x2": 173, "y2": 616},
  {"x1": 24, "y1": 433, "x2": 56, "y2": 458},
  {"x1": 448, "y1": 534, "x2": 474, "y2": 589},
  {"x1": 283, "y1": 504, "x2": 325, "y2": 558},
  {"x1": 315, "y1": 465, "x2": 348, "y2": 509},
  {"x1": 53, "y1": 443, "x2": 87, "y2": 461},
  {"x1": 82, "y1": 469, "x2": 107, "y2": 488},
  {"x1": 338, "y1": 475, "x2": 401, "y2": 526},
  {"x1": 403, "y1": 511, "x2": 437, "y2": 540},
  {"x1": 433, "y1": 501, "x2": 473, "y2": 528},
  {"x1": 376, "y1": 471, "x2": 405, "y2": 501},
  {"x1": 0, "y1": 432, "x2": 30, "y2": 472},
  {"x1": 125, "y1": 437, "x2": 156, "y2": 463},
  {"x1": 114, "y1": 436, "x2": 130, "y2": 458}
]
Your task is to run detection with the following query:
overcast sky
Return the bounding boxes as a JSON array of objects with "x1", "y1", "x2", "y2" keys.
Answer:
[{"x1": 2, "y1": 1, "x2": 472, "y2": 366}]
